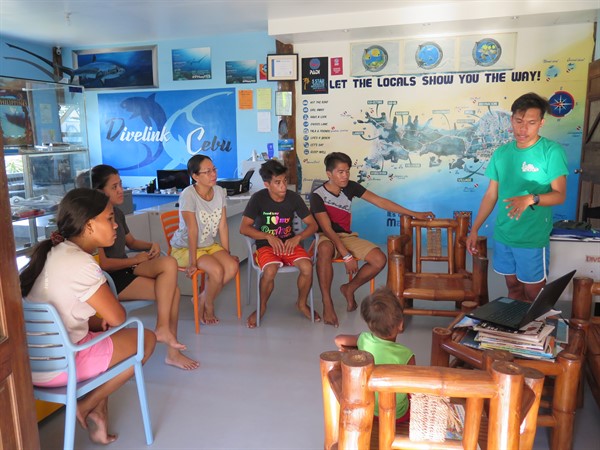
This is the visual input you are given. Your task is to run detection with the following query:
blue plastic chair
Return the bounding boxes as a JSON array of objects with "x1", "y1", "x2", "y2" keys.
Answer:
[
  {"x1": 103, "y1": 270, "x2": 154, "y2": 315},
  {"x1": 22, "y1": 301, "x2": 153, "y2": 450}
]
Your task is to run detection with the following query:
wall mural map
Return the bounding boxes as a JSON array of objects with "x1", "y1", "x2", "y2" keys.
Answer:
[
  {"x1": 347, "y1": 99, "x2": 510, "y2": 184},
  {"x1": 298, "y1": 25, "x2": 593, "y2": 245}
]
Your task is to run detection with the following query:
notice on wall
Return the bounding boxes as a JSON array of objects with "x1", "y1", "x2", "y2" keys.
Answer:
[
  {"x1": 300, "y1": 97, "x2": 331, "y2": 157},
  {"x1": 238, "y1": 89, "x2": 253, "y2": 109},
  {"x1": 257, "y1": 111, "x2": 271, "y2": 132},
  {"x1": 256, "y1": 88, "x2": 272, "y2": 110}
]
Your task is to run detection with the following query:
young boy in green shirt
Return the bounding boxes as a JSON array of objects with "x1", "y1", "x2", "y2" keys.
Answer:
[{"x1": 335, "y1": 287, "x2": 415, "y2": 422}]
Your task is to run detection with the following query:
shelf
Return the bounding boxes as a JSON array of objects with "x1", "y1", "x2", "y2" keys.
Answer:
[{"x1": 1, "y1": 76, "x2": 90, "y2": 255}]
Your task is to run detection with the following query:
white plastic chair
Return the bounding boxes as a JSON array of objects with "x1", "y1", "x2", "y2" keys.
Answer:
[
  {"x1": 22, "y1": 301, "x2": 153, "y2": 450},
  {"x1": 244, "y1": 214, "x2": 316, "y2": 327},
  {"x1": 103, "y1": 270, "x2": 154, "y2": 315}
]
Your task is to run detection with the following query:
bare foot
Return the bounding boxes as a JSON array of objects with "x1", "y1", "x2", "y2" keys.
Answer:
[
  {"x1": 322, "y1": 307, "x2": 339, "y2": 327},
  {"x1": 198, "y1": 293, "x2": 220, "y2": 325},
  {"x1": 165, "y1": 350, "x2": 200, "y2": 370},
  {"x1": 76, "y1": 409, "x2": 89, "y2": 431},
  {"x1": 154, "y1": 326, "x2": 186, "y2": 350},
  {"x1": 86, "y1": 410, "x2": 117, "y2": 445},
  {"x1": 340, "y1": 284, "x2": 358, "y2": 312},
  {"x1": 296, "y1": 301, "x2": 321, "y2": 322},
  {"x1": 246, "y1": 308, "x2": 266, "y2": 328}
]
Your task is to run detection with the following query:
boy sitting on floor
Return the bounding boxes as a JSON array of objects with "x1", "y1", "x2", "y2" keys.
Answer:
[
  {"x1": 240, "y1": 159, "x2": 320, "y2": 328},
  {"x1": 335, "y1": 287, "x2": 415, "y2": 423}
]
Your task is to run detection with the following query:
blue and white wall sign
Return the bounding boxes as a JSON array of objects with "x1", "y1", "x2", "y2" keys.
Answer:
[{"x1": 98, "y1": 88, "x2": 237, "y2": 177}]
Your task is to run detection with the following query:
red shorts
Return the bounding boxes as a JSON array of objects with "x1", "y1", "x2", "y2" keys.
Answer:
[
  {"x1": 255, "y1": 245, "x2": 311, "y2": 270},
  {"x1": 34, "y1": 331, "x2": 114, "y2": 388}
]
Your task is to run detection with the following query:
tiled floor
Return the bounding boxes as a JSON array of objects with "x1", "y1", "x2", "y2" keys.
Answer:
[{"x1": 38, "y1": 256, "x2": 600, "y2": 449}]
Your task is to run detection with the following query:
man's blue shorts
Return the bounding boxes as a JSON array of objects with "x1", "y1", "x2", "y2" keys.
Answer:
[{"x1": 492, "y1": 241, "x2": 549, "y2": 284}]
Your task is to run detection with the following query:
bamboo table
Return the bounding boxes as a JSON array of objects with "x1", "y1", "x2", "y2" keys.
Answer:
[{"x1": 430, "y1": 312, "x2": 587, "y2": 450}]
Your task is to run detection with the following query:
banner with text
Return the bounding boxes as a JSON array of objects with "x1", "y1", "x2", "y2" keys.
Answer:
[
  {"x1": 296, "y1": 24, "x2": 594, "y2": 245},
  {"x1": 98, "y1": 88, "x2": 237, "y2": 177}
]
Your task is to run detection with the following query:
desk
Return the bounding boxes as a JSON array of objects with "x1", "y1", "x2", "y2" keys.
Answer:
[
  {"x1": 549, "y1": 238, "x2": 600, "y2": 301},
  {"x1": 131, "y1": 192, "x2": 179, "y2": 210},
  {"x1": 430, "y1": 313, "x2": 587, "y2": 450},
  {"x1": 125, "y1": 198, "x2": 248, "y2": 296}
]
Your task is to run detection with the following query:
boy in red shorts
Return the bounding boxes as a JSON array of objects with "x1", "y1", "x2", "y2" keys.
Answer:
[{"x1": 240, "y1": 160, "x2": 319, "y2": 328}]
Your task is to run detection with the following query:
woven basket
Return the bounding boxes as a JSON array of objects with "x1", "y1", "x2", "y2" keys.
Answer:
[{"x1": 409, "y1": 394, "x2": 450, "y2": 442}]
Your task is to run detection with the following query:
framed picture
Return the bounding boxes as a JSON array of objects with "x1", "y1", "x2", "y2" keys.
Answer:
[
  {"x1": 266, "y1": 54, "x2": 299, "y2": 81},
  {"x1": 72, "y1": 45, "x2": 158, "y2": 90}
]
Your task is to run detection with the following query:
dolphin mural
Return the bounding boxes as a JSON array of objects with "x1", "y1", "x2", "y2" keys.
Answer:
[{"x1": 113, "y1": 93, "x2": 168, "y2": 171}]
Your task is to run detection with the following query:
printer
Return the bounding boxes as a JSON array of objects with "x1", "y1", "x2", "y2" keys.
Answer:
[{"x1": 216, "y1": 170, "x2": 254, "y2": 196}]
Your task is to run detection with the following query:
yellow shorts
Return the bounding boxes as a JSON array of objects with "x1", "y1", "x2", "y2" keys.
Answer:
[
  {"x1": 171, "y1": 243, "x2": 225, "y2": 267},
  {"x1": 317, "y1": 232, "x2": 378, "y2": 260}
]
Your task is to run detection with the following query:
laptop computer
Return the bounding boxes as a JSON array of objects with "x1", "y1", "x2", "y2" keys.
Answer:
[{"x1": 467, "y1": 270, "x2": 576, "y2": 330}]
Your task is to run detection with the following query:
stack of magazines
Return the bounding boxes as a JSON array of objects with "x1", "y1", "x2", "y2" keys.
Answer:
[{"x1": 456, "y1": 317, "x2": 569, "y2": 361}]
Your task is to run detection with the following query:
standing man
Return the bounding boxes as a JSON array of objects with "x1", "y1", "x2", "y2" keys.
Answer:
[
  {"x1": 240, "y1": 160, "x2": 319, "y2": 328},
  {"x1": 466, "y1": 92, "x2": 568, "y2": 302},
  {"x1": 310, "y1": 152, "x2": 434, "y2": 327}
]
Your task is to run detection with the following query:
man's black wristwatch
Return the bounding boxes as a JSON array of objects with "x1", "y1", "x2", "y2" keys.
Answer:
[{"x1": 532, "y1": 194, "x2": 540, "y2": 206}]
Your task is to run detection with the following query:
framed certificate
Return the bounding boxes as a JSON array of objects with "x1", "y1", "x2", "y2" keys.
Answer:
[{"x1": 266, "y1": 54, "x2": 299, "y2": 81}]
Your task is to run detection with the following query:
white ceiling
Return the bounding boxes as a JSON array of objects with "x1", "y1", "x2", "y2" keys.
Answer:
[{"x1": 0, "y1": 0, "x2": 598, "y2": 48}]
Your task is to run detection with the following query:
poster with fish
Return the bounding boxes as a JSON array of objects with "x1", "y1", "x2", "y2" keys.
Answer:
[
  {"x1": 172, "y1": 47, "x2": 212, "y2": 81},
  {"x1": 98, "y1": 88, "x2": 237, "y2": 178},
  {"x1": 225, "y1": 60, "x2": 257, "y2": 84},
  {"x1": 73, "y1": 45, "x2": 157, "y2": 89},
  {"x1": 0, "y1": 87, "x2": 33, "y2": 147}
]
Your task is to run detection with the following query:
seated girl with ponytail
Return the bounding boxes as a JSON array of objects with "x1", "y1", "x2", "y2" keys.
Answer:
[{"x1": 20, "y1": 188, "x2": 156, "y2": 445}]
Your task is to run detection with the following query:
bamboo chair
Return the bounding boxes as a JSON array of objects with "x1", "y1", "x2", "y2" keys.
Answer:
[
  {"x1": 320, "y1": 350, "x2": 544, "y2": 450},
  {"x1": 572, "y1": 276, "x2": 600, "y2": 409},
  {"x1": 387, "y1": 213, "x2": 488, "y2": 318},
  {"x1": 160, "y1": 210, "x2": 241, "y2": 333}
]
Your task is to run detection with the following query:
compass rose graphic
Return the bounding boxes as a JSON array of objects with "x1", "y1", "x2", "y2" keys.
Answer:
[{"x1": 548, "y1": 91, "x2": 574, "y2": 117}]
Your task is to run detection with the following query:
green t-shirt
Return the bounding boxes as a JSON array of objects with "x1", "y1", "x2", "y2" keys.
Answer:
[
  {"x1": 358, "y1": 332, "x2": 414, "y2": 418},
  {"x1": 485, "y1": 137, "x2": 568, "y2": 248}
]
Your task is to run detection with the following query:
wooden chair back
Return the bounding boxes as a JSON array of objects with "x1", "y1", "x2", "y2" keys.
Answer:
[
  {"x1": 387, "y1": 214, "x2": 489, "y2": 317},
  {"x1": 321, "y1": 350, "x2": 544, "y2": 450},
  {"x1": 399, "y1": 213, "x2": 475, "y2": 274}
]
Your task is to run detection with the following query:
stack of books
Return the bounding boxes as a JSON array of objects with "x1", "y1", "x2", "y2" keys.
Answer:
[{"x1": 456, "y1": 317, "x2": 568, "y2": 361}]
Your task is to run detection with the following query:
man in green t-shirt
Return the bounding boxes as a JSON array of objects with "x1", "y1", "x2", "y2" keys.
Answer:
[{"x1": 466, "y1": 92, "x2": 568, "y2": 302}]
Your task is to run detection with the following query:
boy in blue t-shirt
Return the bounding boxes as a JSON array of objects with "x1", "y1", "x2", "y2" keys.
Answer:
[{"x1": 335, "y1": 287, "x2": 415, "y2": 422}]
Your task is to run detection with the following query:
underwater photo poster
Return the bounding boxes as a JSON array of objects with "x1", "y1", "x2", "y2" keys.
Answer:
[
  {"x1": 172, "y1": 47, "x2": 212, "y2": 80},
  {"x1": 73, "y1": 45, "x2": 158, "y2": 89}
]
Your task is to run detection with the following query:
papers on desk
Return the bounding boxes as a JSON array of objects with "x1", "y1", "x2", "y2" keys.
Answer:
[{"x1": 458, "y1": 316, "x2": 569, "y2": 361}]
